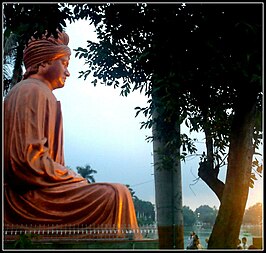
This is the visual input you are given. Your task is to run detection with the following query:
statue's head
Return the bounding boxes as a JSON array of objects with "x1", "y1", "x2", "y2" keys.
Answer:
[{"x1": 23, "y1": 29, "x2": 71, "y2": 80}]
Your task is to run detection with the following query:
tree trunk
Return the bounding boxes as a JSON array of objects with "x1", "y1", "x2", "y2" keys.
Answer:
[
  {"x1": 152, "y1": 110, "x2": 184, "y2": 249},
  {"x1": 207, "y1": 98, "x2": 256, "y2": 249}
]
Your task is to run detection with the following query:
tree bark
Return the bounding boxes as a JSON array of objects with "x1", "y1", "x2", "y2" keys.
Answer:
[
  {"x1": 152, "y1": 110, "x2": 184, "y2": 249},
  {"x1": 207, "y1": 98, "x2": 256, "y2": 249}
]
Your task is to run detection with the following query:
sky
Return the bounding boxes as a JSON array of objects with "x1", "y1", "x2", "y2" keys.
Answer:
[{"x1": 52, "y1": 19, "x2": 263, "y2": 212}]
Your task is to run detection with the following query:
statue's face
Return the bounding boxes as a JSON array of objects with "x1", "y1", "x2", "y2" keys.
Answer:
[{"x1": 43, "y1": 55, "x2": 70, "y2": 90}]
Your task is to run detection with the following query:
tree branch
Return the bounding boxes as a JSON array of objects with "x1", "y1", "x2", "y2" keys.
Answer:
[{"x1": 198, "y1": 160, "x2": 225, "y2": 202}]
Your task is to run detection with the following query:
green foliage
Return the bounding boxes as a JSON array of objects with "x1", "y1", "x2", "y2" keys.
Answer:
[
  {"x1": 76, "y1": 164, "x2": 97, "y2": 183},
  {"x1": 134, "y1": 198, "x2": 156, "y2": 226},
  {"x1": 3, "y1": 3, "x2": 71, "y2": 43},
  {"x1": 195, "y1": 205, "x2": 218, "y2": 227},
  {"x1": 125, "y1": 185, "x2": 155, "y2": 225},
  {"x1": 242, "y1": 203, "x2": 262, "y2": 225},
  {"x1": 183, "y1": 206, "x2": 196, "y2": 226},
  {"x1": 14, "y1": 233, "x2": 39, "y2": 249},
  {"x1": 73, "y1": 3, "x2": 262, "y2": 171},
  {"x1": 126, "y1": 186, "x2": 156, "y2": 227}
]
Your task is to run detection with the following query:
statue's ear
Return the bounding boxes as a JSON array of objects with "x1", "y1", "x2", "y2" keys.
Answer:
[
  {"x1": 38, "y1": 62, "x2": 50, "y2": 73},
  {"x1": 40, "y1": 62, "x2": 46, "y2": 67}
]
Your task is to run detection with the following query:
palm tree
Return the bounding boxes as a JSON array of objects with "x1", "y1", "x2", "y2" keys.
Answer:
[
  {"x1": 76, "y1": 164, "x2": 97, "y2": 183},
  {"x1": 3, "y1": 32, "x2": 23, "y2": 96}
]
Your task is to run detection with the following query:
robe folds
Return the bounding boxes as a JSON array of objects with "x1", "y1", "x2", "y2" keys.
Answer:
[{"x1": 4, "y1": 78, "x2": 141, "y2": 238}]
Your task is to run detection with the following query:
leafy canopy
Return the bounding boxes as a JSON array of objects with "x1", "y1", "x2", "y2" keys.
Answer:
[{"x1": 73, "y1": 3, "x2": 262, "y2": 165}]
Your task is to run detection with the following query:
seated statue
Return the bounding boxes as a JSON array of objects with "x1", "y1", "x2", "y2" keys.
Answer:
[{"x1": 4, "y1": 30, "x2": 142, "y2": 239}]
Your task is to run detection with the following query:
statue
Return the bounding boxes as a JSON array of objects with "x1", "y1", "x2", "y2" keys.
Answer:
[{"x1": 4, "y1": 30, "x2": 142, "y2": 239}]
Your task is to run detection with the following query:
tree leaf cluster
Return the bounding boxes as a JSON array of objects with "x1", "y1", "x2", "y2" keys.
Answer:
[
  {"x1": 76, "y1": 164, "x2": 97, "y2": 183},
  {"x1": 249, "y1": 157, "x2": 263, "y2": 188},
  {"x1": 73, "y1": 3, "x2": 262, "y2": 169},
  {"x1": 4, "y1": 3, "x2": 71, "y2": 43}
]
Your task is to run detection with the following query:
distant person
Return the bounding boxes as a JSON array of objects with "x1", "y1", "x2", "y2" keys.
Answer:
[
  {"x1": 205, "y1": 237, "x2": 209, "y2": 248},
  {"x1": 187, "y1": 231, "x2": 196, "y2": 249},
  {"x1": 237, "y1": 238, "x2": 243, "y2": 249},
  {"x1": 4, "y1": 29, "x2": 142, "y2": 239},
  {"x1": 242, "y1": 237, "x2": 248, "y2": 249},
  {"x1": 194, "y1": 234, "x2": 203, "y2": 249}
]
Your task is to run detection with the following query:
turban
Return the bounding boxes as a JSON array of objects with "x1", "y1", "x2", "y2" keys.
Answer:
[{"x1": 23, "y1": 30, "x2": 71, "y2": 78}]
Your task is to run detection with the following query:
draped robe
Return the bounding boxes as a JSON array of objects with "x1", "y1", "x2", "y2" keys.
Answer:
[{"x1": 4, "y1": 78, "x2": 141, "y2": 238}]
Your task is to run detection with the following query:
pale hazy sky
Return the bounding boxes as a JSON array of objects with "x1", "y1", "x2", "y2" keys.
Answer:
[{"x1": 53, "y1": 19, "x2": 263, "y2": 211}]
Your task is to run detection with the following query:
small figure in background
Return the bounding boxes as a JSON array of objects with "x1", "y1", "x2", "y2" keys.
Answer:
[
  {"x1": 194, "y1": 234, "x2": 203, "y2": 249},
  {"x1": 237, "y1": 238, "x2": 243, "y2": 249},
  {"x1": 241, "y1": 237, "x2": 248, "y2": 249},
  {"x1": 205, "y1": 237, "x2": 209, "y2": 248},
  {"x1": 187, "y1": 231, "x2": 196, "y2": 249}
]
